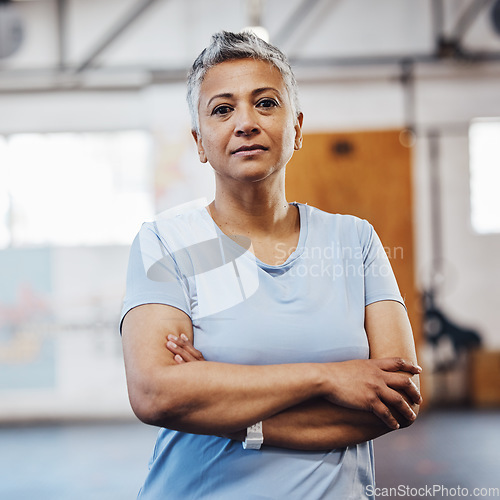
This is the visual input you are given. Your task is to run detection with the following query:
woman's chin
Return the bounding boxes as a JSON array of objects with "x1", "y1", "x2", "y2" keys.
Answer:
[{"x1": 215, "y1": 161, "x2": 285, "y2": 185}]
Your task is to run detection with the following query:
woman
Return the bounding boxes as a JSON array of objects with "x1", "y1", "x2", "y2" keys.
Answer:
[{"x1": 121, "y1": 31, "x2": 422, "y2": 499}]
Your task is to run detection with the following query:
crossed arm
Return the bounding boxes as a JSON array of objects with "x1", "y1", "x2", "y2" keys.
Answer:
[{"x1": 121, "y1": 300, "x2": 421, "y2": 451}]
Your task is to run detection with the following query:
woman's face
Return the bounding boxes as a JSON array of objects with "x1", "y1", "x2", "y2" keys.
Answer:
[{"x1": 192, "y1": 58, "x2": 303, "y2": 185}]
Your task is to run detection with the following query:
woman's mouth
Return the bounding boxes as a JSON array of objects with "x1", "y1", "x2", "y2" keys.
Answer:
[{"x1": 232, "y1": 144, "x2": 268, "y2": 156}]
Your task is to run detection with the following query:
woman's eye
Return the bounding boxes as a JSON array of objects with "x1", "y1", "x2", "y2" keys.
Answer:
[
  {"x1": 257, "y1": 99, "x2": 278, "y2": 109},
  {"x1": 213, "y1": 105, "x2": 233, "y2": 116}
]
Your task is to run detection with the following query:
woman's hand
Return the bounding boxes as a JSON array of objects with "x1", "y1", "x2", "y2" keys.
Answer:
[
  {"x1": 166, "y1": 334, "x2": 205, "y2": 363},
  {"x1": 321, "y1": 358, "x2": 421, "y2": 429}
]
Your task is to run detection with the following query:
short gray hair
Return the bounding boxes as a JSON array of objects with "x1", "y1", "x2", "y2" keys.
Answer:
[{"x1": 187, "y1": 30, "x2": 301, "y2": 134}]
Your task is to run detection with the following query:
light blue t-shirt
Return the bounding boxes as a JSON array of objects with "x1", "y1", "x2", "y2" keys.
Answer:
[{"x1": 121, "y1": 202, "x2": 404, "y2": 500}]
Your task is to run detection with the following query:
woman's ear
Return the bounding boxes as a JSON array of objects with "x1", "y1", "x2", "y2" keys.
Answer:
[
  {"x1": 294, "y1": 113, "x2": 304, "y2": 151},
  {"x1": 191, "y1": 130, "x2": 207, "y2": 163}
]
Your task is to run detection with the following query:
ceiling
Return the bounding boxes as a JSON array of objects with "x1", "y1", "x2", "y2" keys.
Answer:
[{"x1": 1, "y1": 0, "x2": 500, "y2": 93}]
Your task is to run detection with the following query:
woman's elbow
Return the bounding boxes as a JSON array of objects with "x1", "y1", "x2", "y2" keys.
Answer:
[{"x1": 127, "y1": 379, "x2": 182, "y2": 427}]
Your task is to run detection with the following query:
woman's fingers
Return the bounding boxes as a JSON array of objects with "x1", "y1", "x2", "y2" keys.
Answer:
[
  {"x1": 380, "y1": 385, "x2": 417, "y2": 423},
  {"x1": 402, "y1": 375, "x2": 422, "y2": 405},
  {"x1": 324, "y1": 358, "x2": 421, "y2": 428},
  {"x1": 166, "y1": 339, "x2": 193, "y2": 362},
  {"x1": 173, "y1": 354, "x2": 185, "y2": 364},
  {"x1": 384, "y1": 371, "x2": 422, "y2": 405},
  {"x1": 372, "y1": 358, "x2": 423, "y2": 405},
  {"x1": 368, "y1": 387, "x2": 416, "y2": 428},
  {"x1": 166, "y1": 334, "x2": 206, "y2": 363},
  {"x1": 374, "y1": 357, "x2": 422, "y2": 375},
  {"x1": 371, "y1": 400, "x2": 400, "y2": 430}
]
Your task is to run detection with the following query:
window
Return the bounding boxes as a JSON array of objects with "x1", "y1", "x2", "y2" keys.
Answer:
[
  {"x1": 469, "y1": 119, "x2": 500, "y2": 234},
  {"x1": 0, "y1": 130, "x2": 153, "y2": 247}
]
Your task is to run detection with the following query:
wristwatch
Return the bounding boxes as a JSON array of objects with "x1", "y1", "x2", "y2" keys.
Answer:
[{"x1": 242, "y1": 421, "x2": 263, "y2": 450}]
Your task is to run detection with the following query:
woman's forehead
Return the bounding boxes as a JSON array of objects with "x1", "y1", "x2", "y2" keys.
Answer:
[{"x1": 200, "y1": 59, "x2": 286, "y2": 99}]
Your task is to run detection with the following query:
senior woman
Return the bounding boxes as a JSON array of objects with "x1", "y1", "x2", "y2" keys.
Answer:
[{"x1": 121, "y1": 31, "x2": 422, "y2": 499}]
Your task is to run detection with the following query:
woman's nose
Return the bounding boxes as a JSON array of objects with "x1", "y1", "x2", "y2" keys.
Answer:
[{"x1": 234, "y1": 107, "x2": 260, "y2": 136}]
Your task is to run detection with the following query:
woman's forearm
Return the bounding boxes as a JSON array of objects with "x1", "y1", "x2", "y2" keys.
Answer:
[
  {"x1": 123, "y1": 305, "x2": 421, "y2": 436},
  {"x1": 153, "y1": 345, "x2": 420, "y2": 437},
  {"x1": 262, "y1": 399, "x2": 389, "y2": 450},
  {"x1": 131, "y1": 360, "x2": 324, "y2": 434},
  {"x1": 126, "y1": 355, "x2": 419, "y2": 436}
]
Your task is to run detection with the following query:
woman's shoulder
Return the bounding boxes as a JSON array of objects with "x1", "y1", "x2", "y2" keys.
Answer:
[
  {"x1": 136, "y1": 200, "x2": 214, "y2": 250},
  {"x1": 295, "y1": 202, "x2": 373, "y2": 234}
]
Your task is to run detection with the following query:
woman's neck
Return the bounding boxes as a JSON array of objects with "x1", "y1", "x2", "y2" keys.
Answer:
[
  {"x1": 208, "y1": 188, "x2": 294, "y2": 238},
  {"x1": 207, "y1": 176, "x2": 301, "y2": 265}
]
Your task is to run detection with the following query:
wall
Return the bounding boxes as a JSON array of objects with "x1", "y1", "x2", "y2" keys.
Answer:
[{"x1": 1, "y1": 0, "x2": 500, "y2": 420}]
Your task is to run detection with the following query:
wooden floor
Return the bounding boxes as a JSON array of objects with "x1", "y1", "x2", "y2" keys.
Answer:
[{"x1": 1, "y1": 410, "x2": 499, "y2": 499}]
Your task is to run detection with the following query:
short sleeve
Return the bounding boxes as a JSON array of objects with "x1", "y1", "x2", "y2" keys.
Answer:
[
  {"x1": 359, "y1": 220, "x2": 405, "y2": 308},
  {"x1": 119, "y1": 222, "x2": 191, "y2": 333}
]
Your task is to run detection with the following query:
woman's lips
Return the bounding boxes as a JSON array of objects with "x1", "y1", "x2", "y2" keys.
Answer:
[{"x1": 232, "y1": 145, "x2": 268, "y2": 156}]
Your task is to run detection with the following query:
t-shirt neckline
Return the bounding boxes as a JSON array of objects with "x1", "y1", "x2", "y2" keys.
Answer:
[{"x1": 202, "y1": 202, "x2": 308, "y2": 270}]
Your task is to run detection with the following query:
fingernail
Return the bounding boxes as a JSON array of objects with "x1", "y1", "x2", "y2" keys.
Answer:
[
  {"x1": 175, "y1": 354, "x2": 184, "y2": 363},
  {"x1": 167, "y1": 341, "x2": 177, "y2": 349},
  {"x1": 180, "y1": 334, "x2": 189, "y2": 341},
  {"x1": 168, "y1": 334, "x2": 178, "y2": 341},
  {"x1": 416, "y1": 365, "x2": 423, "y2": 372}
]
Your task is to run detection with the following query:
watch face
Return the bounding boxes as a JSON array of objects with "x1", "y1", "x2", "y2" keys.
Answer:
[
  {"x1": 243, "y1": 435, "x2": 263, "y2": 449},
  {"x1": 243, "y1": 440, "x2": 261, "y2": 450}
]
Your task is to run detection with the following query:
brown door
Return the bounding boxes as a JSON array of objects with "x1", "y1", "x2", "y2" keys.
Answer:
[{"x1": 286, "y1": 130, "x2": 421, "y2": 344}]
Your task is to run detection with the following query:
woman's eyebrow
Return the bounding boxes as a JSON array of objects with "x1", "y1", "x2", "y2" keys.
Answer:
[
  {"x1": 206, "y1": 87, "x2": 282, "y2": 108},
  {"x1": 252, "y1": 87, "x2": 281, "y2": 97},
  {"x1": 207, "y1": 93, "x2": 233, "y2": 108}
]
